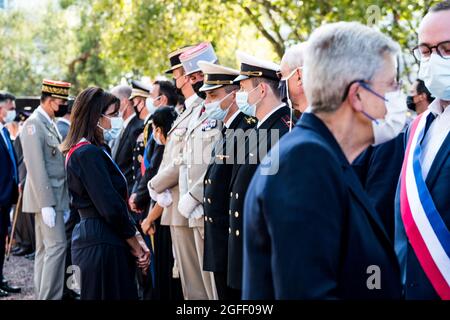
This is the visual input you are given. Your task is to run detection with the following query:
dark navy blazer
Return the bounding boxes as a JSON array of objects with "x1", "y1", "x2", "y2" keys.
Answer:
[
  {"x1": 0, "y1": 129, "x2": 18, "y2": 209},
  {"x1": 242, "y1": 113, "x2": 402, "y2": 299}
]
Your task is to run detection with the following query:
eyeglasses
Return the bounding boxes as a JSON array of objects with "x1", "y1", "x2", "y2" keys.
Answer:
[
  {"x1": 412, "y1": 41, "x2": 450, "y2": 62},
  {"x1": 342, "y1": 79, "x2": 402, "y2": 102}
]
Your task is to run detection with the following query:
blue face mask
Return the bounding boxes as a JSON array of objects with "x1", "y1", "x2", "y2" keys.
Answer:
[
  {"x1": 204, "y1": 91, "x2": 234, "y2": 121},
  {"x1": 235, "y1": 86, "x2": 261, "y2": 117},
  {"x1": 98, "y1": 115, "x2": 123, "y2": 142}
]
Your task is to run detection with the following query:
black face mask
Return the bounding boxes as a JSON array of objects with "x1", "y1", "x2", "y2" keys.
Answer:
[
  {"x1": 133, "y1": 101, "x2": 143, "y2": 118},
  {"x1": 406, "y1": 95, "x2": 416, "y2": 112},
  {"x1": 54, "y1": 104, "x2": 68, "y2": 118},
  {"x1": 192, "y1": 81, "x2": 206, "y2": 100},
  {"x1": 278, "y1": 80, "x2": 288, "y2": 104}
]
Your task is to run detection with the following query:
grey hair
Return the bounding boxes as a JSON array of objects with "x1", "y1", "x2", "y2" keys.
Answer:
[
  {"x1": 110, "y1": 85, "x2": 132, "y2": 101},
  {"x1": 303, "y1": 21, "x2": 400, "y2": 113},
  {"x1": 280, "y1": 43, "x2": 308, "y2": 71}
]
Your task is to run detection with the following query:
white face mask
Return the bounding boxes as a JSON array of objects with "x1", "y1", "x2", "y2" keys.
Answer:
[
  {"x1": 419, "y1": 53, "x2": 450, "y2": 100},
  {"x1": 204, "y1": 91, "x2": 234, "y2": 121},
  {"x1": 146, "y1": 96, "x2": 161, "y2": 115},
  {"x1": 361, "y1": 89, "x2": 407, "y2": 146},
  {"x1": 4, "y1": 109, "x2": 16, "y2": 124},
  {"x1": 372, "y1": 91, "x2": 407, "y2": 146}
]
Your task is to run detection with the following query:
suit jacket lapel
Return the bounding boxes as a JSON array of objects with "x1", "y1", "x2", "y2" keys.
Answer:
[
  {"x1": 168, "y1": 103, "x2": 195, "y2": 135},
  {"x1": 425, "y1": 131, "x2": 450, "y2": 188}
]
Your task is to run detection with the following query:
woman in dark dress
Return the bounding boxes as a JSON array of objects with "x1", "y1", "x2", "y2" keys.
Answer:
[
  {"x1": 140, "y1": 107, "x2": 182, "y2": 300},
  {"x1": 61, "y1": 87, "x2": 150, "y2": 300}
]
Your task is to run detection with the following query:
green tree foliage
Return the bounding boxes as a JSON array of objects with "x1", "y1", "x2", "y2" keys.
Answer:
[{"x1": 0, "y1": 0, "x2": 444, "y2": 95}]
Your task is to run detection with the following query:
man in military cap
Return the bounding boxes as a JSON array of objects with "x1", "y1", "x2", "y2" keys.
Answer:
[
  {"x1": 128, "y1": 80, "x2": 153, "y2": 213},
  {"x1": 21, "y1": 79, "x2": 71, "y2": 300},
  {"x1": 148, "y1": 45, "x2": 210, "y2": 300},
  {"x1": 198, "y1": 61, "x2": 257, "y2": 300},
  {"x1": 227, "y1": 51, "x2": 293, "y2": 297},
  {"x1": 175, "y1": 42, "x2": 222, "y2": 300}
]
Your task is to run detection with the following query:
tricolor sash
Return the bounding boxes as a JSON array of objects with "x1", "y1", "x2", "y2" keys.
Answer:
[{"x1": 400, "y1": 110, "x2": 450, "y2": 300}]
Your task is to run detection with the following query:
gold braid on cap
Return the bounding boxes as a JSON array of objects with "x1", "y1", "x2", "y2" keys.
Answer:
[
  {"x1": 42, "y1": 84, "x2": 70, "y2": 96},
  {"x1": 239, "y1": 71, "x2": 263, "y2": 77}
]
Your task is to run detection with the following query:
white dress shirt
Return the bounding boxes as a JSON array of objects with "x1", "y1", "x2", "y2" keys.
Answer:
[
  {"x1": 420, "y1": 100, "x2": 450, "y2": 178},
  {"x1": 224, "y1": 110, "x2": 240, "y2": 129},
  {"x1": 37, "y1": 106, "x2": 62, "y2": 140},
  {"x1": 257, "y1": 103, "x2": 286, "y2": 129}
]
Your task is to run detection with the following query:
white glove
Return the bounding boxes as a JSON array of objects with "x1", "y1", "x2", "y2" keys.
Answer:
[
  {"x1": 191, "y1": 205, "x2": 204, "y2": 220},
  {"x1": 147, "y1": 181, "x2": 158, "y2": 202},
  {"x1": 41, "y1": 207, "x2": 56, "y2": 228},
  {"x1": 63, "y1": 210, "x2": 70, "y2": 224},
  {"x1": 178, "y1": 193, "x2": 200, "y2": 219},
  {"x1": 157, "y1": 189, "x2": 173, "y2": 208}
]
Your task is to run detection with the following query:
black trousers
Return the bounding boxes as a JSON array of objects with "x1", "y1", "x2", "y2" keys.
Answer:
[
  {"x1": 0, "y1": 207, "x2": 11, "y2": 281},
  {"x1": 13, "y1": 199, "x2": 35, "y2": 251},
  {"x1": 214, "y1": 271, "x2": 242, "y2": 300}
]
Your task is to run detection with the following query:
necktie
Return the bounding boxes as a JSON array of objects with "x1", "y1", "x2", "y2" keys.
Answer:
[
  {"x1": 2, "y1": 127, "x2": 18, "y2": 183},
  {"x1": 420, "y1": 112, "x2": 436, "y2": 145}
]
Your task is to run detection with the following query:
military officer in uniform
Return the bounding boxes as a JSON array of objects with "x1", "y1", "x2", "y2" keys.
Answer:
[
  {"x1": 176, "y1": 43, "x2": 221, "y2": 300},
  {"x1": 128, "y1": 80, "x2": 153, "y2": 214},
  {"x1": 148, "y1": 46, "x2": 208, "y2": 300},
  {"x1": 21, "y1": 79, "x2": 71, "y2": 300},
  {"x1": 198, "y1": 61, "x2": 256, "y2": 300},
  {"x1": 228, "y1": 52, "x2": 293, "y2": 297}
]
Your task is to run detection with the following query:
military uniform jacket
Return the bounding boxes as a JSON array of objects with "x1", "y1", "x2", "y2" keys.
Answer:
[
  {"x1": 203, "y1": 112, "x2": 257, "y2": 272},
  {"x1": 20, "y1": 108, "x2": 69, "y2": 213},
  {"x1": 228, "y1": 105, "x2": 292, "y2": 290},
  {"x1": 179, "y1": 106, "x2": 223, "y2": 228},
  {"x1": 131, "y1": 117, "x2": 152, "y2": 192},
  {"x1": 150, "y1": 96, "x2": 204, "y2": 227}
]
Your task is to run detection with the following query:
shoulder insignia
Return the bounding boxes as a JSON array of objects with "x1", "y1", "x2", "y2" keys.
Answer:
[
  {"x1": 245, "y1": 116, "x2": 257, "y2": 125},
  {"x1": 27, "y1": 124, "x2": 36, "y2": 135},
  {"x1": 202, "y1": 119, "x2": 217, "y2": 131}
]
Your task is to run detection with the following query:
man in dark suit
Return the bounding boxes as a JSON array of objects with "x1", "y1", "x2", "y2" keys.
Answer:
[
  {"x1": 198, "y1": 61, "x2": 257, "y2": 300},
  {"x1": 242, "y1": 21, "x2": 403, "y2": 299},
  {"x1": 0, "y1": 92, "x2": 21, "y2": 297},
  {"x1": 110, "y1": 85, "x2": 144, "y2": 194},
  {"x1": 227, "y1": 52, "x2": 293, "y2": 297},
  {"x1": 130, "y1": 81, "x2": 178, "y2": 214},
  {"x1": 395, "y1": 2, "x2": 450, "y2": 300}
]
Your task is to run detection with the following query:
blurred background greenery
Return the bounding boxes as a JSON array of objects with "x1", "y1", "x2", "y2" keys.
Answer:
[{"x1": 0, "y1": 0, "x2": 442, "y2": 95}]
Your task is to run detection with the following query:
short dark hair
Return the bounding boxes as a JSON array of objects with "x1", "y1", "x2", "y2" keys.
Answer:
[
  {"x1": 251, "y1": 77, "x2": 281, "y2": 98},
  {"x1": 152, "y1": 106, "x2": 178, "y2": 138},
  {"x1": 0, "y1": 92, "x2": 16, "y2": 103},
  {"x1": 155, "y1": 80, "x2": 178, "y2": 106},
  {"x1": 224, "y1": 84, "x2": 240, "y2": 94},
  {"x1": 40, "y1": 92, "x2": 53, "y2": 103},
  {"x1": 61, "y1": 87, "x2": 120, "y2": 154},
  {"x1": 430, "y1": 1, "x2": 450, "y2": 12},
  {"x1": 416, "y1": 79, "x2": 435, "y2": 103}
]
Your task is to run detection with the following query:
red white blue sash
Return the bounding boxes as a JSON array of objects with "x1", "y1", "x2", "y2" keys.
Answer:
[{"x1": 400, "y1": 110, "x2": 450, "y2": 300}]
